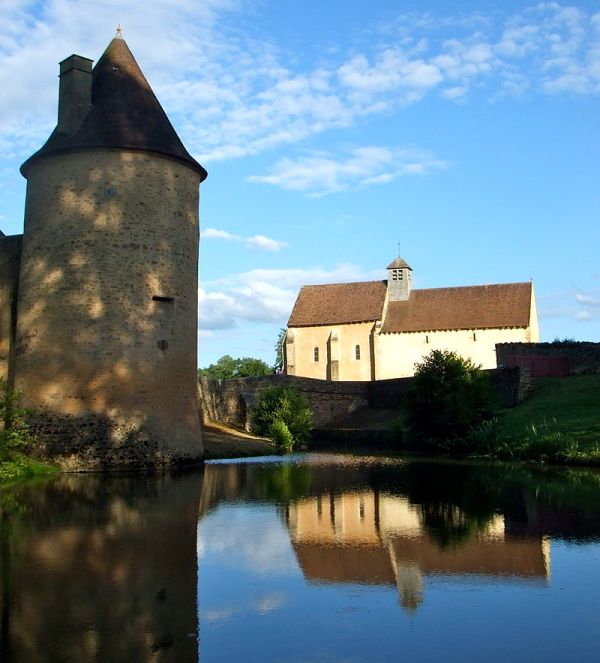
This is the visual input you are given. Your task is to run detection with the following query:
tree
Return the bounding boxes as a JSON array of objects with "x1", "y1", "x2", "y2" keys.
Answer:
[
  {"x1": 0, "y1": 379, "x2": 35, "y2": 461},
  {"x1": 251, "y1": 386, "x2": 312, "y2": 451},
  {"x1": 406, "y1": 349, "x2": 494, "y2": 452},
  {"x1": 198, "y1": 355, "x2": 271, "y2": 380},
  {"x1": 273, "y1": 328, "x2": 286, "y2": 373}
]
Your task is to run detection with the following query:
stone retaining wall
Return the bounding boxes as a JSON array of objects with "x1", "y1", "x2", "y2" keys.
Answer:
[
  {"x1": 198, "y1": 367, "x2": 530, "y2": 431},
  {"x1": 199, "y1": 374, "x2": 369, "y2": 431}
]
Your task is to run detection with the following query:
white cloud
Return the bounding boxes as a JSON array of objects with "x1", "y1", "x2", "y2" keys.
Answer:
[
  {"x1": 248, "y1": 146, "x2": 447, "y2": 195},
  {"x1": 1, "y1": 2, "x2": 599, "y2": 165},
  {"x1": 574, "y1": 290, "x2": 600, "y2": 321},
  {"x1": 201, "y1": 227, "x2": 241, "y2": 241},
  {"x1": 245, "y1": 235, "x2": 288, "y2": 251},
  {"x1": 539, "y1": 287, "x2": 600, "y2": 323},
  {"x1": 199, "y1": 263, "x2": 384, "y2": 330},
  {"x1": 575, "y1": 293, "x2": 600, "y2": 306},
  {"x1": 201, "y1": 227, "x2": 287, "y2": 251}
]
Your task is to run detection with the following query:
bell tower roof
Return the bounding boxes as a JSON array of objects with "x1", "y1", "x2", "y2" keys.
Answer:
[
  {"x1": 387, "y1": 256, "x2": 412, "y2": 270},
  {"x1": 21, "y1": 37, "x2": 207, "y2": 180}
]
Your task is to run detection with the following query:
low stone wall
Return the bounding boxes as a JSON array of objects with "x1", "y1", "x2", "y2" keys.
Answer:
[
  {"x1": 199, "y1": 367, "x2": 530, "y2": 432},
  {"x1": 199, "y1": 374, "x2": 369, "y2": 431},
  {"x1": 368, "y1": 377, "x2": 413, "y2": 408},
  {"x1": 488, "y1": 367, "x2": 532, "y2": 407},
  {"x1": 497, "y1": 342, "x2": 600, "y2": 376}
]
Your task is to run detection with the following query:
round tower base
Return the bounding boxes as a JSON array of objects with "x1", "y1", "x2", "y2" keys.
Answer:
[{"x1": 28, "y1": 412, "x2": 204, "y2": 471}]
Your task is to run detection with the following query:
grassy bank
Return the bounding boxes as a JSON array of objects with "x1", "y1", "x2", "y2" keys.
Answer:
[
  {"x1": 309, "y1": 374, "x2": 600, "y2": 466},
  {"x1": 0, "y1": 453, "x2": 59, "y2": 484},
  {"x1": 498, "y1": 375, "x2": 600, "y2": 447},
  {"x1": 491, "y1": 374, "x2": 600, "y2": 464}
]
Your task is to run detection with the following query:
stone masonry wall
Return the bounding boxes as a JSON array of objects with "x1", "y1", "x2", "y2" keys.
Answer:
[
  {"x1": 0, "y1": 234, "x2": 22, "y2": 384},
  {"x1": 15, "y1": 150, "x2": 203, "y2": 469},
  {"x1": 199, "y1": 367, "x2": 529, "y2": 432},
  {"x1": 199, "y1": 374, "x2": 369, "y2": 431}
]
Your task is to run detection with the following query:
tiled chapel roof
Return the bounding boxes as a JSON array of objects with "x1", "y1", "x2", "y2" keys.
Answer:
[
  {"x1": 288, "y1": 280, "x2": 533, "y2": 331},
  {"x1": 288, "y1": 281, "x2": 388, "y2": 326},
  {"x1": 381, "y1": 282, "x2": 533, "y2": 332},
  {"x1": 21, "y1": 38, "x2": 207, "y2": 179}
]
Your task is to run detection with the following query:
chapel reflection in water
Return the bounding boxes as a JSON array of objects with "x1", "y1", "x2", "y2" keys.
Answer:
[{"x1": 283, "y1": 491, "x2": 550, "y2": 612}]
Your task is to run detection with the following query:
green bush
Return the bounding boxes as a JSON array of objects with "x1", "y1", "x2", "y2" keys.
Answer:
[
  {"x1": 0, "y1": 379, "x2": 36, "y2": 461},
  {"x1": 407, "y1": 349, "x2": 495, "y2": 452},
  {"x1": 268, "y1": 418, "x2": 295, "y2": 453},
  {"x1": 252, "y1": 386, "x2": 312, "y2": 451},
  {"x1": 467, "y1": 418, "x2": 505, "y2": 455}
]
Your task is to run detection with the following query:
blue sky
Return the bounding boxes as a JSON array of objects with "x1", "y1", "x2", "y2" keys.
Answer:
[{"x1": 1, "y1": 1, "x2": 599, "y2": 367}]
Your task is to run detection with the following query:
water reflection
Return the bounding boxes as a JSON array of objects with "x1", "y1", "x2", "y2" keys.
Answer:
[
  {"x1": 0, "y1": 471, "x2": 203, "y2": 662},
  {"x1": 2, "y1": 457, "x2": 600, "y2": 663},
  {"x1": 198, "y1": 456, "x2": 600, "y2": 662}
]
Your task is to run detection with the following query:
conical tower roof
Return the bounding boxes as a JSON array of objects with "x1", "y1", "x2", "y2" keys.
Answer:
[
  {"x1": 387, "y1": 256, "x2": 412, "y2": 270},
  {"x1": 21, "y1": 37, "x2": 207, "y2": 179}
]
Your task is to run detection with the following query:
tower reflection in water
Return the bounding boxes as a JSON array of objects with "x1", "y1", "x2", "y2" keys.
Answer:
[{"x1": 284, "y1": 491, "x2": 549, "y2": 613}]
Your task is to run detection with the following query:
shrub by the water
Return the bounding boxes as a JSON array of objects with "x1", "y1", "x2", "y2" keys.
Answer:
[
  {"x1": 0, "y1": 379, "x2": 36, "y2": 461},
  {"x1": 268, "y1": 418, "x2": 295, "y2": 453},
  {"x1": 407, "y1": 349, "x2": 495, "y2": 452},
  {"x1": 252, "y1": 386, "x2": 312, "y2": 452},
  {"x1": 0, "y1": 380, "x2": 52, "y2": 482}
]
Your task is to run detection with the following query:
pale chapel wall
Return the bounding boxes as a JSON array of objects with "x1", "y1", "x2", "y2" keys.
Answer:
[
  {"x1": 375, "y1": 326, "x2": 533, "y2": 379},
  {"x1": 529, "y1": 288, "x2": 540, "y2": 342},
  {"x1": 288, "y1": 322, "x2": 375, "y2": 381}
]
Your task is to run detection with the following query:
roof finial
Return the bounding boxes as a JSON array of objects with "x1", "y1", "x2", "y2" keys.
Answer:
[{"x1": 116, "y1": 24, "x2": 123, "y2": 39}]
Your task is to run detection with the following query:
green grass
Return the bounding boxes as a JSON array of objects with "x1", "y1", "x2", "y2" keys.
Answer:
[
  {"x1": 498, "y1": 375, "x2": 600, "y2": 450},
  {"x1": 0, "y1": 453, "x2": 58, "y2": 485}
]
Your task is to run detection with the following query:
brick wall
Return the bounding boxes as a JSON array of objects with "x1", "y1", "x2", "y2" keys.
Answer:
[{"x1": 497, "y1": 342, "x2": 600, "y2": 376}]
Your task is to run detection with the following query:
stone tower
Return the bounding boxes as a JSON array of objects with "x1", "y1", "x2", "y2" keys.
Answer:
[
  {"x1": 386, "y1": 256, "x2": 412, "y2": 301},
  {"x1": 14, "y1": 35, "x2": 207, "y2": 469}
]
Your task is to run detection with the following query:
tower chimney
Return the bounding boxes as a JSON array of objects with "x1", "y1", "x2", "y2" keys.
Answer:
[{"x1": 57, "y1": 54, "x2": 93, "y2": 135}]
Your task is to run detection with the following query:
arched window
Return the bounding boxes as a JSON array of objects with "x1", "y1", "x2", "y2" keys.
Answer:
[
  {"x1": 355, "y1": 345, "x2": 361, "y2": 360},
  {"x1": 313, "y1": 346, "x2": 319, "y2": 362}
]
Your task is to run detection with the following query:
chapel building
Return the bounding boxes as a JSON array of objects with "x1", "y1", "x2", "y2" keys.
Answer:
[{"x1": 284, "y1": 257, "x2": 539, "y2": 380}]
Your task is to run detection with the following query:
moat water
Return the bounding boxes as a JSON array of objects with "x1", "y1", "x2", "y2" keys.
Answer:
[{"x1": 2, "y1": 455, "x2": 600, "y2": 662}]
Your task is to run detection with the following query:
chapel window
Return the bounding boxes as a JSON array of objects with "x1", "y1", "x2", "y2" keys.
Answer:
[
  {"x1": 355, "y1": 345, "x2": 361, "y2": 360},
  {"x1": 313, "y1": 347, "x2": 319, "y2": 362}
]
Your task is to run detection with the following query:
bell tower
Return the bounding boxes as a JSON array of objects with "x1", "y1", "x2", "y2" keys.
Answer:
[{"x1": 387, "y1": 256, "x2": 413, "y2": 302}]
